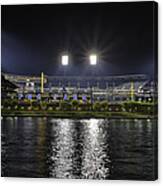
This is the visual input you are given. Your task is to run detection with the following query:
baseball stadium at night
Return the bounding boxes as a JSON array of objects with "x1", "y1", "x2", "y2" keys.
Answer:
[{"x1": 1, "y1": 2, "x2": 158, "y2": 180}]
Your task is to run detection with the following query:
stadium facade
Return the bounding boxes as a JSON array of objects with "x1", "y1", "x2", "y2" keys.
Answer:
[{"x1": 2, "y1": 72, "x2": 157, "y2": 103}]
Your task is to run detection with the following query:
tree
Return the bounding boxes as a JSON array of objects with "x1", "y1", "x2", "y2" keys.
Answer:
[
  {"x1": 59, "y1": 101, "x2": 72, "y2": 111},
  {"x1": 71, "y1": 100, "x2": 79, "y2": 110},
  {"x1": 101, "y1": 101, "x2": 108, "y2": 111},
  {"x1": 40, "y1": 101, "x2": 47, "y2": 110},
  {"x1": 93, "y1": 102, "x2": 101, "y2": 111}
]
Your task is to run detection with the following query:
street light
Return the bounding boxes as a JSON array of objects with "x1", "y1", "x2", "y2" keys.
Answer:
[
  {"x1": 61, "y1": 55, "x2": 69, "y2": 66},
  {"x1": 89, "y1": 54, "x2": 97, "y2": 65}
]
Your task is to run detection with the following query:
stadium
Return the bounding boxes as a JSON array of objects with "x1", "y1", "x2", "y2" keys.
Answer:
[{"x1": 2, "y1": 72, "x2": 157, "y2": 104}]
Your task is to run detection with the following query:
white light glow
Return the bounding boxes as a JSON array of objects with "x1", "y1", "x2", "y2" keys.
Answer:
[
  {"x1": 62, "y1": 55, "x2": 69, "y2": 66},
  {"x1": 90, "y1": 55, "x2": 97, "y2": 65}
]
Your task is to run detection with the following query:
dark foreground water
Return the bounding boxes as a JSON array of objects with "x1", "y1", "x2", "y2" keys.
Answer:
[{"x1": 1, "y1": 117, "x2": 157, "y2": 180}]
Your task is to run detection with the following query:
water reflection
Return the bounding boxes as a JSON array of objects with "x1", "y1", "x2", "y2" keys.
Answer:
[
  {"x1": 36, "y1": 118, "x2": 48, "y2": 177},
  {"x1": 81, "y1": 119, "x2": 111, "y2": 179},
  {"x1": 1, "y1": 117, "x2": 157, "y2": 180},
  {"x1": 50, "y1": 119, "x2": 75, "y2": 178}
]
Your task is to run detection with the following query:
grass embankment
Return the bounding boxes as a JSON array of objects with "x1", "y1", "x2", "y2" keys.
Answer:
[
  {"x1": 1, "y1": 110, "x2": 157, "y2": 119},
  {"x1": 2, "y1": 100, "x2": 157, "y2": 119}
]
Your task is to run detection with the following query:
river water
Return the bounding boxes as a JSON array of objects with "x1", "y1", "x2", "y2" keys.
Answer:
[{"x1": 1, "y1": 117, "x2": 157, "y2": 180}]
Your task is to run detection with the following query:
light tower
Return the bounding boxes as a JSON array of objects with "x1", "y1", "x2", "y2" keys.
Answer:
[
  {"x1": 130, "y1": 81, "x2": 135, "y2": 101},
  {"x1": 41, "y1": 72, "x2": 44, "y2": 94}
]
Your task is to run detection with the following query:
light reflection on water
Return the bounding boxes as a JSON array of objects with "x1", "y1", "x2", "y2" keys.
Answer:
[
  {"x1": 1, "y1": 117, "x2": 157, "y2": 180},
  {"x1": 81, "y1": 119, "x2": 110, "y2": 179},
  {"x1": 50, "y1": 119, "x2": 75, "y2": 178}
]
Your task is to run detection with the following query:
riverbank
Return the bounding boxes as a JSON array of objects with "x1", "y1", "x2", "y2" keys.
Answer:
[{"x1": 1, "y1": 110, "x2": 157, "y2": 119}]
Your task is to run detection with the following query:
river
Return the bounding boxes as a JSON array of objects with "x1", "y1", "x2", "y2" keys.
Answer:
[{"x1": 1, "y1": 117, "x2": 157, "y2": 180}]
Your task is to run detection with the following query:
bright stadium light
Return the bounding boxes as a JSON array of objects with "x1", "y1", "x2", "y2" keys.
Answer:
[
  {"x1": 90, "y1": 54, "x2": 97, "y2": 65},
  {"x1": 62, "y1": 55, "x2": 69, "y2": 66}
]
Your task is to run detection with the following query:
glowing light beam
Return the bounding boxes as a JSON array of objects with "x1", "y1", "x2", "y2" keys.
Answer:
[
  {"x1": 90, "y1": 54, "x2": 97, "y2": 65},
  {"x1": 62, "y1": 55, "x2": 69, "y2": 66}
]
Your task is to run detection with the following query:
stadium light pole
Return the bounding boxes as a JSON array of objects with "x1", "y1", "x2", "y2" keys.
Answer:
[
  {"x1": 61, "y1": 54, "x2": 69, "y2": 99},
  {"x1": 41, "y1": 72, "x2": 44, "y2": 94},
  {"x1": 89, "y1": 54, "x2": 97, "y2": 110}
]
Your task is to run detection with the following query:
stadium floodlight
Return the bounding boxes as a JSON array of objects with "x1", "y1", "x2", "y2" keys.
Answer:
[
  {"x1": 62, "y1": 55, "x2": 69, "y2": 66},
  {"x1": 89, "y1": 54, "x2": 97, "y2": 65}
]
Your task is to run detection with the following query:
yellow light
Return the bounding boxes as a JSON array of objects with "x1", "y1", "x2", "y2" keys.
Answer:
[{"x1": 41, "y1": 72, "x2": 44, "y2": 94}]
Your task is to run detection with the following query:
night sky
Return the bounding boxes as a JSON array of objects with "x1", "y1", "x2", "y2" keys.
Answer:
[{"x1": 1, "y1": 2, "x2": 157, "y2": 77}]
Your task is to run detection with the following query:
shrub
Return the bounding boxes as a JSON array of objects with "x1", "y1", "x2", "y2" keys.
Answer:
[
  {"x1": 40, "y1": 101, "x2": 47, "y2": 110},
  {"x1": 47, "y1": 101, "x2": 59, "y2": 111},
  {"x1": 79, "y1": 101, "x2": 92, "y2": 111},
  {"x1": 123, "y1": 101, "x2": 157, "y2": 114},
  {"x1": 2, "y1": 100, "x2": 12, "y2": 108},
  {"x1": 32, "y1": 101, "x2": 41, "y2": 110},
  {"x1": 59, "y1": 101, "x2": 72, "y2": 111},
  {"x1": 108, "y1": 103, "x2": 123, "y2": 112},
  {"x1": 18, "y1": 100, "x2": 31, "y2": 110},
  {"x1": 71, "y1": 100, "x2": 79, "y2": 110},
  {"x1": 93, "y1": 102, "x2": 101, "y2": 111},
  {"x1": 101, "y1": 101, "x2": 109, "y2": 111}
]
